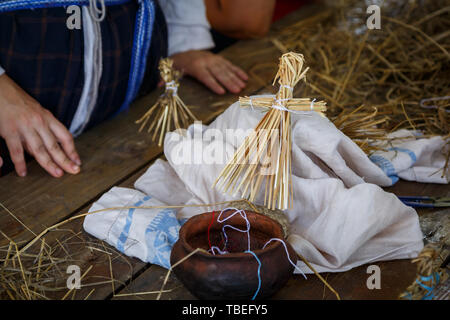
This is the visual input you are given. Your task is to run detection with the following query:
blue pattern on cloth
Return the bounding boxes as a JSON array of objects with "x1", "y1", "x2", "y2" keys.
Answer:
[
  {"x1": 369, "y1": 147, "x2": 417, "y2": 185},
  {"x1": 110, "y1": 194, "x2": 181, "y2": 269},
  {"x1": 145, "y1": 208, "x2": 180, "y2": 268},
  {"x1": 369, "y1": 155, "x2": 399, "y2": 184},
  {"x1": 0, "y1": 0, "x2": 156, "y2": 115},
  {"x1": 387, "y1": 147, "x2": 417, "y2": 164},
  {"x1": 116, "y1": 0, "x2": 155, "y2": 114},
  {"x1": 116, "y1": 195, "x2": 151, "y2": 252}
]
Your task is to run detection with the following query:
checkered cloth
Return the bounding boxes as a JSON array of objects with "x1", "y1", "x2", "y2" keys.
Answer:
[
  {"x1": 0, "y1": 1, "x2": 167, "y2": 175},
  {"x1": 0, "y1": 2, "x2": 167, "y2": 128}
]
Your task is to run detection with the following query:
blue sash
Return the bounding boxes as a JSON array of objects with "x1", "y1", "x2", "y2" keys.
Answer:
[{"x1": 0, "y1": 0, "x2": 155, "y2": 114}]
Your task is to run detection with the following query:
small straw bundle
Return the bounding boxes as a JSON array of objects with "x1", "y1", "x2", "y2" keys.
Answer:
[
  {"x1": 213, "y1": 52, "x2": 327, "y2": 210},
  {"x1": 135, "y1": 58, "x2": 197, "y2": 146},
  {"x1": 399, "y1": 244, "x2": 449, "y2": 300}
]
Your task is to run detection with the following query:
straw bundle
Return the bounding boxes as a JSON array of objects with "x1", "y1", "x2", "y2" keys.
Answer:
[
  {"x1": 213, "y1": 52, "x2": 327, "y2": 210},
  {"x1": 136, "y1": 58, "x2": 197, "y2": 147},
  {"x1": 399, "y1": 244, "x2": 449, "y2": 300}
]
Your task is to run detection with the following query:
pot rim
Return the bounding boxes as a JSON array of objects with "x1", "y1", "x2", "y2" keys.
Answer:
[{"x1": 177, "y1": 210, "x2": 289, "y2": 260}]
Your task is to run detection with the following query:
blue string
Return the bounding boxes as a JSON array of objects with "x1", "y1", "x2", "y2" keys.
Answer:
[{"x1": 245, "y1": 250, "x2": 262, "y2": 300}]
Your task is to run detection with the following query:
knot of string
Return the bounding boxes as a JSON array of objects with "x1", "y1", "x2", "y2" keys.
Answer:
[
  {"x1": 165, "y1": 80, "x2": 178, "y2": 96},
  {"x1": 89, "y1": 0, "x2": 106, "y2": 22}
]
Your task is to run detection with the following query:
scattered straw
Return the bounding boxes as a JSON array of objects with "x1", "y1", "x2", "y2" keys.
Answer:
[
  {"x1": 1, "y1": 198, "x2": 339, "y2": 300},
  {"x1": 250, "y1": 0, "x2": 449, "y2": 175}
]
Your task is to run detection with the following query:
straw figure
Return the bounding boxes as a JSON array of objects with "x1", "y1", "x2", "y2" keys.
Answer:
[
  {"x1": 213, "y1": 52, "x2": 327, "y2": 210},
  {"x1": 400, "y1": 245, "x2": 449, "y2": 300},
  {"x1": 136, "y1": 58, "x2": 197, "y2": 147}
]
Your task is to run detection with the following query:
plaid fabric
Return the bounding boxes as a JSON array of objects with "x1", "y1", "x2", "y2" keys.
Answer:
[
  {"x1": 0, "y1": 1, "x2": 167, "y2": 129},
  {"x1": 0, "y1": 1, "x2": 167, "y2": 175}
]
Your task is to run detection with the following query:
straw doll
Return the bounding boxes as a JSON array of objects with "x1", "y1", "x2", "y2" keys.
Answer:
[
  {"x1": 213, "y1": 52, "x2": 326, "y2": 210},
  {"x1": 136, "y1": 58, "x2": 197, "y2": 147}
]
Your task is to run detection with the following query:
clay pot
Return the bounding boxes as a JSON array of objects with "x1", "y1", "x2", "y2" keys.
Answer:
[{"x1": 170, "y1": 209, "x2": 296, "y2": 300}]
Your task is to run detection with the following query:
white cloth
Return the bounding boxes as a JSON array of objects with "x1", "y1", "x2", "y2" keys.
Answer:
[
  {"x1": 369, "y1": 130, "x2": 448, "y2": 184},
  {"x1": 69, "y1": 7, "x2": 102, "y2": 137},
  {"x1": 83, "y1": 97, "x2": 443, "y2": 273},
  {"x1": 85, "y1": 186, "x2": 180, "y2": 268},
  {"x1": 0, "y1": 65, "x2": 4, "y2": 76},
  {"x1": 159, "y1": 0, "x2": 215, "y2": 55}
]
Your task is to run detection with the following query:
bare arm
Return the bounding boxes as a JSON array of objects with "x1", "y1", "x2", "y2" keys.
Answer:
[{"x1": 205, "y1": 0, "x2": 276, "y2": 39}]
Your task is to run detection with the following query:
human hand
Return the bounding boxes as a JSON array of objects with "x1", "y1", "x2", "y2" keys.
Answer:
[
  {"x1": 170, "y1": 50, "x2": 248, "y2": 95},
  {"x1": 0, "y1": 74, "x2": 81, "y2": 177}
]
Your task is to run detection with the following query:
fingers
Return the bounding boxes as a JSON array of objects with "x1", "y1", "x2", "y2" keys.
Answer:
[
  {"x1": 0, "y1": 156, "x2": 2, "y2": 168},
  {"x1": 209, "y1": 62, "x2": 246, "y2": 94},
  {"x1": 23, "y1": 129, "x2": 64, "y2": 178},
  {"x1": 48, "y1": 119, "x2": 81, "y2": 166},
  {"x1": 38, "y1": 125, "x2": 80, "y2": 175},
  {"x1": 5, "y1": 135, "x2": 27, "y2": 177},
  {"x1": 196, "y1": 67, "x2": 226, "y2": 95},
  {"x1": 224, "y1": 60, "x2": 249, "y2": 81}
]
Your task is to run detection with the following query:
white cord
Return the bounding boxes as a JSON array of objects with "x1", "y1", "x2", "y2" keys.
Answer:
[
  {"x1": 310, "y1": 98, "x2": 316, "y2": 111},
  {"x1": 262, "y1": 238, "x2": 307, "y2": 279},
  {"x1": 165, "y1": 80, "x2": 178, "y2": 95},
  {"x1": 89, "y1": 0, "x2": 106, "y2": 22}
]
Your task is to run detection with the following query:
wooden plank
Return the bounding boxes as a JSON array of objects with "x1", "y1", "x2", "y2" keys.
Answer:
[
  {"x1": 0, "y1": 165, "x2": 149, "y2": 300},
  {"x1": 112, "y1": 257, "x2": 417, "y2": 300},
  {"x1": 384, "y1": 181, "x2": 450, "y2": 198},
  {"x1": 273, "y1": 260, "x2": 417, "y2": 300},
  {"x1": 0, "y1": 3, "x2": 325, "y2": 248},
  {"x1": 112, "y1": 264, "x2": 195, "y2": 300}
]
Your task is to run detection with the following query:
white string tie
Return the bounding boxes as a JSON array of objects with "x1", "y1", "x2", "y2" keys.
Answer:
[
  {"x1": 89, "y1": 0, "x2": 106, "y2": 22},
  {"x1": 249, "y1": 97, "x2": 255, "y2": 111},
  {"x1": 280, "y1": 85, "x2": 294, "y2": 92},
  {"x1": 310, "y1": 98, "x2": 316, "y2": 111},
  {"x1": 165, "y1": 80, "x2": 178, "y2": 95}
]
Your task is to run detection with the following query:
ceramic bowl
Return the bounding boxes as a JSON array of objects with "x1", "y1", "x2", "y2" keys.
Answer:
[{"x1": 170, "y1": 209, "x2": 296, "y2": 300}]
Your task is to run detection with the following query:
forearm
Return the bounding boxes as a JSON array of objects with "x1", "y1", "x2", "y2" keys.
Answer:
[{"x1": 205, "y1": 0, "x2": 276, "y2": 39}]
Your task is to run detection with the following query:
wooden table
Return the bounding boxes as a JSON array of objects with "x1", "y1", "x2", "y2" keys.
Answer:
[{"x1": 0, "y1": 4, "x2": 448, "y2": 300}]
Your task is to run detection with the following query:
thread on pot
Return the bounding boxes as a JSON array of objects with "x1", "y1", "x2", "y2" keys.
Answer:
[
  {"x1": 217, "y1": 208, "x2": 251, "y2": 252},
  {"x1": 245, "y1": 250, "x2": 262, "y2": 300},
  {"x1": 208, "y1": 208, "x2": 308, "y2": 299},
  {"x1": 263, "y1": 238, "x2": 307, "y2": 279}
]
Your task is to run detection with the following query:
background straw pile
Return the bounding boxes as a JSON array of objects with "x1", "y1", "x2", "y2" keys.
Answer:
[{"x1": 252, "y1": 0, "x2": 450, "y2": 175}]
